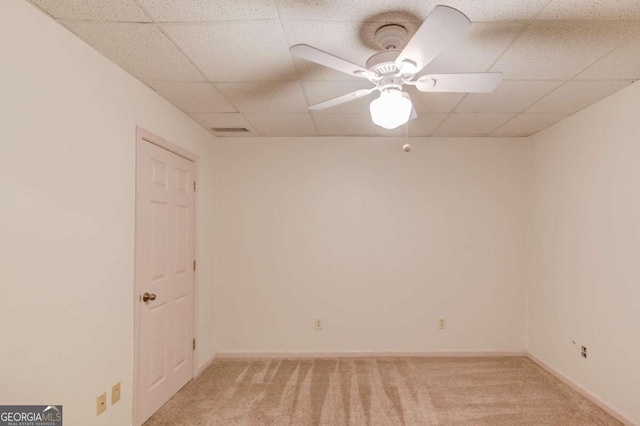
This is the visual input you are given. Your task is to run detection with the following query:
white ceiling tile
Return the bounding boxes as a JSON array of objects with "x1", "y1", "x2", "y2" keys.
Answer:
[
  {"x1": 313, "y1": 114, "x2": 376, "y2": 136},
  {"x1": 32, "y1": 0, "x2": 151, "y2": 21},
  {"x1": 302, "y1": 81, "x2": 377, "y2": 114},
  {"x1": 422, "y1": 23, "x2": 524, "y2": 75},
  {"x1": 62, "y1": 21, "x2": 204, "y2": 81},
  {"x1": 164, "y1": 21, "x2": 296, "y2": 81},
  {"x1": 492, "y1": 113, "x2": 568, "y2": 136},
  {"x1": 375, "y1": 114, "x2": 447, "y2": 136},
  {"x1": 422, "y1": 0, "x2": 551, "y2": 21},
  {"x1": 539, "y1": 0, "x2": 640, "y2": 20},
  {"x1": 189, "y1": 112, "x2": 258, "y2": 136},
  {"x1": 577, "y1": 38, "x2": 640, "y2": 81},
  {"x1": 277, "y1": 0, "x2": 424, "y2": 22},
  {"x1": 138, "y1": 0, "x2": 278, "y2": 22},
  {"x1": 456, "y1": 80, "x2": 563, "y2": 113},
  {"x1": 146, "y1": 81, "x2": 235, "y2": 113},
  {"x1": 244, "y1": 114, "x2": 317, "y2": 136},
  {"x1": 527, "y1": 81, "x2": 631, "y2": 114},
  {"x1": 406, "y1": 87, "x2": 465, "y2": 113},
  {"x1": 215, "y1": 81, "x2": 308, "y2": 113},
  {"x1": 434, "y1": 113, "x2": 515, "y2": 136},
  {"x1": 491, "y1": 22, "x2": 639, "y2": 80}
]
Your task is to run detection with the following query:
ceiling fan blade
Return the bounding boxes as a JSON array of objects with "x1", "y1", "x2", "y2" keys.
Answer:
[
  {"x1": 395, "y1": 6, "x2": 470, "y2": 74},
  {"x1": 290, "y1": 44, "x2": 379, "y2": 80},
  {"x1": 308, "y1": 88, "x2": 377, "y2": 111},
  {"x1": 416, "y1": 73, "x2": 503, "y2": 93}
]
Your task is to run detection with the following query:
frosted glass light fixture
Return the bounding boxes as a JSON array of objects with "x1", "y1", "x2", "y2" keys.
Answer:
[{"x1": 369, "y1": 89, "x2": 413, "y2": 130}]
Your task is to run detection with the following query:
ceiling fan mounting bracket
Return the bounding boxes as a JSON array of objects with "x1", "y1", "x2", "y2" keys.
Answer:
[{"x1": 374, "y1": 24, "x2": 408, "y2": 50}]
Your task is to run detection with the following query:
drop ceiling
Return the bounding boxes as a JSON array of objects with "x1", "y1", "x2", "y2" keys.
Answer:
[{"x1": 30, "y1": 0, "x2": 640, "y2": 137}]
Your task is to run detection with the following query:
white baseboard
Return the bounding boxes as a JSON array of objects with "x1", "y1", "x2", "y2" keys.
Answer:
[
  {"x1": 195, "y1": 353, "x2": 216, "y2": 376},
  {"x1": 526, "y1": 352, "x2": 635, "y2": 426},
  {"x1": 215, "y1": 350, "x2": 527, "y2": 359}
]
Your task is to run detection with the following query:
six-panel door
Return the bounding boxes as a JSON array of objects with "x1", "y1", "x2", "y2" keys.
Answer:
[{"x1": 136, "y1": 139, "x2": 195, "y2": 424}]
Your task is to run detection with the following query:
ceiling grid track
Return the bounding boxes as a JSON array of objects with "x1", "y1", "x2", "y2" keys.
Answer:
[
  {"x1": 479, "y1": 0, "x2": 555, "y2": 136},
  {"x1": 129, "y1": 0, "x2": 243, "y2": 124},
  {"x1": 273, "y1": 0, "x2": 320, "y2": 137}
]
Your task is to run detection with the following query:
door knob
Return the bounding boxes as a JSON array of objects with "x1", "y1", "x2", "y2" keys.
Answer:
[{"x1": 142, "y1": 292, "x2": 156, "y2": 302}]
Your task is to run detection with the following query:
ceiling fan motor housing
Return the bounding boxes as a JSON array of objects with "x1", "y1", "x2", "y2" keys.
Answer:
[
  {"x1": 365, "y1": 24, "x2": 408, "y2": 76},
  {"x1": 366, "y1": 50, "x2": 401, "y2": 75}
]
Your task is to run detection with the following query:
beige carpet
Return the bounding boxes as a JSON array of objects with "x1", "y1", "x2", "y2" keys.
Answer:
[{"x1": 144, "y1": 356, "x2": 619, "y2": 425}]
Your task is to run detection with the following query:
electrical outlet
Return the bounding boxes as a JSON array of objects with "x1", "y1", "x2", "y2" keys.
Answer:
[
  {"x1": 97, "y1": 393, "x2": 107, "y2": 416},
  {"x1": 581, "y1": 346, "x2": 587, "y2": 359},
  {"x1": 314, "y1": 318, "x2": 323, "y2": 331},
  {"x1": 438, "y1": 317, "x2": 446, "y2": 329},
  {"x1": 111, "y1": 382, "x2": 121, "y2": 404}
]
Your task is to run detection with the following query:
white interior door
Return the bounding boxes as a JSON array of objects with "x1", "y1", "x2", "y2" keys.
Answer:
[{"x1": 135, "y1": 137, "x2": 195, "y2": 424}]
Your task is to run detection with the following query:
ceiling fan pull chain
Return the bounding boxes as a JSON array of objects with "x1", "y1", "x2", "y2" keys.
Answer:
[{"x1": 403, "y1": 118, "x2": 411, "y2": 153}]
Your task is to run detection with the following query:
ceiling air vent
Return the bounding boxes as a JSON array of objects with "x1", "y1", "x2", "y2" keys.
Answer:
[{"x1": 212, "y1": 127, "x2": 249, "y2": 133}]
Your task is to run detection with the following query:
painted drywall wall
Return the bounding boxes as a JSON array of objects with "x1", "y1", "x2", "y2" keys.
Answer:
[
  {"x1": 528, "y1": 81, "x2": 640, "y2": 424},
  {"x1": 214, "y1": 136, "x2": 528, "y2": 354},
  {"x1": 0, "y1": 2, "x2": 217, "y2": 425}
]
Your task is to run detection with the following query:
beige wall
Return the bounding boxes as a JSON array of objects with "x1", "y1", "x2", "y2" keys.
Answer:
[
  {"x1": 528, "y1": 81, "x2": 640, "y2": 424},
  {"x1": 0, "y1": 2, "x2": 216, "y2": 425},
  {"x1": 214, "y1": 136, "x2": 528, "y2": 354}
]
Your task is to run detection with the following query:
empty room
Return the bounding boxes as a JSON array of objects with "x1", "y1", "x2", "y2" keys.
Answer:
[{"x1": 1, "y1": 0, "x2": 639, "y2": 425}]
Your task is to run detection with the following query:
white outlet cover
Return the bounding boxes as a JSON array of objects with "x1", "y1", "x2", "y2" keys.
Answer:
[{"x1": 438, "y1": 318, "x2": 446, "y2": 329}]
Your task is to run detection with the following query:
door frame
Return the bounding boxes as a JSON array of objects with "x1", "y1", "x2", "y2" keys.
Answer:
[{"x1": 133, "y1": 126, "x2": 199, "y2": 426}]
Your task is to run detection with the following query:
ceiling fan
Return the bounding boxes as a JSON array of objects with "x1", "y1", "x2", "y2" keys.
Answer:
[{"x1": 289, "y1": 5, "x2": 502, "y2": 130}]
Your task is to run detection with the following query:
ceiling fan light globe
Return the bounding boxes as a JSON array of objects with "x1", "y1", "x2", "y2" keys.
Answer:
[{"x1": 370, "y1": 90, "x2": 413, "y2": 130}]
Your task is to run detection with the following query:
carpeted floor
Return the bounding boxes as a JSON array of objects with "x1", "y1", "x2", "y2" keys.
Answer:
[{"x1": 144, "y1": 356, "x2": 619, "y2": 425}]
